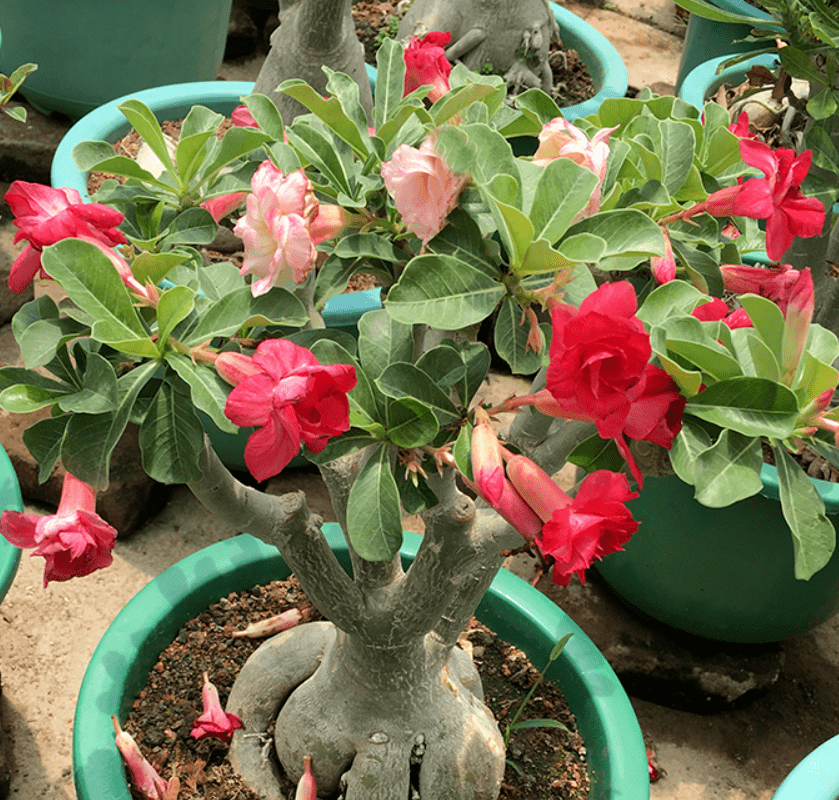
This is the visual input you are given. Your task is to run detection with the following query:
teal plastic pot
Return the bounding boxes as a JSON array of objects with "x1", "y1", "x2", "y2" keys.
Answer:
[
  {"x1": 73, "y1": 528, "x2": 649, "y2": 800},
  {"x1": 0, "y1": 0, "x2": 233, "y2": 119},
  {"x1": 0, "y1": 443, "x2": 24, "y2": 604},
  {"x1": 772, "y1": 734, "x2": 839, "y2": 800},
  {"x1": 675, "y1": 0, "x2": 777, "y2": 92},
  {"x1": 50, "y1": 80, "x2": 383, "y2": 472},
  {"x1": 595, "y1": 465, "x2": 839, "y2": 643}
]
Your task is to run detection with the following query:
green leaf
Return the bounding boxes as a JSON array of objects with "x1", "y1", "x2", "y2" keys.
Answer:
[
  {"x1": 346, "y1": 444, "x2": 403, "y2": 561},
  {"x1": 376, "y1": 363, "x2": 460, "y2": 424},
  {"x1": 22, "y1": 415, "x2": 70, "y2": 483},
  {"x1": 358, "y1": 310, "x2": 414, "y2": 379},
  {"x1": 159, "y1": 207, "x2": 218, "y2": 248},
  {"x1": 566, "y1": 435, "x2": 625, "y2": 473},
  {"x1": 445, "y1": 340, "x2": 491, "y2": 407},
  {"x1": 807, "y1": 87, "x2": 838, "y2": 120},
  {"x1": 657, "y1": 316, "x2": 743, "y2": 381},
  {"x1": 453, "y1": 421, "x2": 474, "y2": 481},
  {"x1": 670, "y1": 418, "x2": 713, "y2": 484},
  {"x1": 17, "y1": 317, "x2": 88, "y2": 369},
  {"x1": 508, "y1": 719, "x2": 570, "y2": 733},
  {"x1": 138, "y1": 376, "x2": 205, "y2": 484},
  {"x1": 0, "y1": 384, "x2": 69, "y2": 413},
  {"x1": 386, "y1": 255, "x2": 505, "y2": 329},
  {"x1": 667, "y1": 0, "x2": 773, "y2": 25},
  {"x1": 175, "y1": 105, "x2": 225, "y2": 184},
  {"x1": 427, "y1": 208, "x2": 501, "y2": 275},
  {"x1": 61, "y1": 361, "x2": 158, "y2": 490},
  {"x1": 374, "y1": 38, "x2": 407, "y2": 132},
  {"x1": 41, "y1": 239, "x2": 157, "y2": 357},
  {"x1": 285, "y1": 119, "x2": 353, "y2": 197},
  {"x1": 494, "y1": 298, "x2": 544, "y2": 375},
  {"x1": 774, "y1": 444, "x2": 836, "y2": 580},
  {"x1": 156, "y1": 286, "x2": 195, "y2": 352},
  {"x1": 528, "y1": 158, "x2": 599, "y2": 244},
  {"x1": 738, "y1": 294, "x2": 785, "y2": 360},
  {"x1": 637, "y1": 280, "x2": 707, "y2": 327},
  {"x1": 685, "y1": 377, "x2": 799, "y2": 438},
  {"x1": 164, "y1": 352, "x2": 238, "y2": 434},
  {"x1": 385, "y1": 397, "x2": 439, "y2": 448},
  {"x1": 241, "y1": 93, "x2": 286, "y2": 141},
  {"x1": 658, "y1": 118, "x2": 697, "y2": 195},
  {"x1": 117, "y1": 99, "x2": 178, "y2": 177},
  {"x1": 565, "y1": 209, "x2": 665, "y2": 260},
  {"x1": 333, "y1": 233, "x2": 407, "y2": 263},
  {"x1": 72, "y1": 141, "x2": 173, "y2": 190},
  {"x1": 415, "y1": 345, "x2": 467, "y2": 390},
  {"x1": 56, "y1": 352, "x2": 118, "y2": 414},
  {"x1": 779, "y1": 46, "x2": 828, "y2": 86},
  {"x1": 305, "y1": 429, "x2": 378, "y2": 465},
  {"x1": 693, "y1": 430, "x2": 764, "y2": 507},
  {"x1": 198, "y1": 126, "x2": 274, "y2": 185}
]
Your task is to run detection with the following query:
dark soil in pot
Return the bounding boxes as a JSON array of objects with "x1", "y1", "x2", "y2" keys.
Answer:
[{"x1": 122, "y1": 575, "x2": 591, "y2": 799}]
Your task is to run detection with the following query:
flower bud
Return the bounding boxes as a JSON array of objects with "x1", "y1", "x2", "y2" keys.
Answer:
[
  {"x1": 471, "y1": 409, "x2": 504, "y2": 508},
  {"x1": 231, "y1": 608, "x2": 304, "y2": 638},
  {"x1": 505, "y1": 455, "x2": 572, "y2": 523},
  {"x1": 215, "y1": 351, "x2": 263, "y2": 387},
  {"x1": 295, "y1": 755, "x2": 317, "y2": 800},
  {"x1": 112, "y1": 716, "x2": 169, "y2": 800}
]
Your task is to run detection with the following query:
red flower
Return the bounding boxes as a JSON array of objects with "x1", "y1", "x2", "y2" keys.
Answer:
[
  {"x1": 231, "y1": 104, "x2": 259, "y2": 128},
  {"x1": 546, "y1": 282, "x2": 651, "y2": 439},
  {"x1": 220, "y1": 340, "x2": 356, "y2": 482},
  {"x1": 733, "y1": 140, "x2": 825, "y2": 260},
  {"x1": 691, "y1": 297, "x2": 753, "y2": 329},
  {"x1": 621, "y1": 364, "x2": 686, "y2": 448},
  {"x1": 535, "y1": 470, "x2": 638, "y2": 587},
  {"x1": 190, "y1": 673, "x2": 244, "y2": 743},
  {"x1": 4, "y1": 181, "x2": 127, "y2": 293},
  {"x1": 728, "y1": 111, "x2": 757, "y2": 140},
  {"x1": 0, "y1": 473, "x2": 117, "y2": 587},
  {"x1": 403, "y1": 32, "x2": 452, "y2": 102},
  {"x1": 719, "y1": 262, "x2": 801, "y2": 314}
]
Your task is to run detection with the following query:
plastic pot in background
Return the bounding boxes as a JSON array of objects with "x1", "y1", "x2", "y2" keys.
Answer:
[
  {"x1": 595, "y1": 465, "x2": 839, "y2": 643},
  {"x1": 0, "y1": 0, "x2": 233, "y2": 119},
  {"x1": 771, "y1": 734, "x2": 839, "y2": 800},
  {"x1": 674, "y1": 0, "x2": 776, "y2": 92},
  {"x1": 72, "y1": 528, "x2": 650, "y2": 800},
  {"x1": 0, "y1": 443, "x2": 25, "y2": 604}
]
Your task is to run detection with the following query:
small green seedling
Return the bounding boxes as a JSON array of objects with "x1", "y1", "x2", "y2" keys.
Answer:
[{"x1": 0, "y1": 63, "x2": 37, "y2": 123}]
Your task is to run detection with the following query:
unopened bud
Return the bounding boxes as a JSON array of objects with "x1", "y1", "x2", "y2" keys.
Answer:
[{"x1": 231, "y1": 608, "x2": 304, "y2": 638}]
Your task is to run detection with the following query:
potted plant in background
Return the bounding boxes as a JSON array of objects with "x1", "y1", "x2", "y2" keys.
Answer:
[
  {"x1": 1, "y1": 32, "x2": 837, "y2": 799},
  {"x1": 0, "y1": 0, "x2": 233, "y2": 119}
]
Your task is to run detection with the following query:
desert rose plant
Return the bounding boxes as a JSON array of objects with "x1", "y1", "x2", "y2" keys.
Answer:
[{"x1": 2, "y1": 36, "x2": 839, "y2": 799}]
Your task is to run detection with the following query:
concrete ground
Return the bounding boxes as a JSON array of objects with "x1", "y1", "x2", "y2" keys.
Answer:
[{"x1": 1, "y1": 1, "x2": 838, "y2": 799}]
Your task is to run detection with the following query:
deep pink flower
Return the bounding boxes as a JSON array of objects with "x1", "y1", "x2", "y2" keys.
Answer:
[
  {"x1": 381, "y1": 136, "x2": 468, "y2": 244},
  {"x1": 546, "y1": 282, "x2": 651, "y2": 439},
  {"x1": 728, "y1": 111, "x2": 757, "y2": 140},
  {"x1": 780, "y1": 267, "x2": 814, "y2": 385},
  {"x1": 201, "y1": 192, "x2": 247, "y2": 222},
  {"x1": 190, "y1": 673, "x2": 244, "y2": 743},
  {"x1": 232, "y1": 104, "x2": 259, "y2": 128},
  {"x1": 403, "y1": 32, "x2": 452, "y2": 102},
  {"x1": 221, "y1": 339, "x2": 356, "y2": 482},
  {"x1": 734, "y1": 141, "x2": 825, "y2": 260},
  {"x1": 719, "y1": 262, "x2": 801, "y2": 314},
  {"x1": 113, "y1": 716, "x2": 172, "y2": 800},
  {"x1": 691, "y1": 297, "x2": 753, "y2": 329},
  {"x1": 533, "y1": 118, "x2": 617, "y2": 219},
  {"x1": 651, "y1": 229, "x2": 676, "y2": 284},
  {"x1": 234, "y1": 161, "x2": 352, "y2": 297},
  {"x1": 4, "y1": 181, "x2": 127, "y2": 293},
  {"x1": 0, "y1": 472, "x2": 117, "y2": 587}
]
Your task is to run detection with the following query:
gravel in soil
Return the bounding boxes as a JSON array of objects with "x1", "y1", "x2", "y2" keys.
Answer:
[{"x1": 124, "y1": 575, "x2": 590, "y2": 799}]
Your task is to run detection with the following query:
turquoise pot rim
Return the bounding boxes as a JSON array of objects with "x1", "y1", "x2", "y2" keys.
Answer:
[
  {"x1": 771, "y1": 734, "x2": 839, "y2": 799},
  {"x1": 0, "y1": 443, "x2": 24, "y2": 604},
  {"x1": 760, "y1": 463, "x2": 839, "y2": 512},
  {"x1": 72, "y1": 527, "x2": 649, "y2": 800}
]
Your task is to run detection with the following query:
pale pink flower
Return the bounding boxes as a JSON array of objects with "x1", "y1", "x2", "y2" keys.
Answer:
[
  {"x1": 4, "y1": 181, "x2": 127, "y2": 293},
  {"x1": 234, "y1": 162, "x2": 352, "y2": 297},
  {"x1": 112, "y1": 716, "x2": 172, "y2": 800},
  {"x1": 381, "y1": 137, "x2": 468, "y2": 244},
  {"x1": 0, "y1": 472, "x2": 116, "y2": 587},
  {"x1": 190, "y1": 673, "x2": 244, "y2": 742},
  {"x1": 532, "y1": 118, "x2": 617, "y2": 219}
]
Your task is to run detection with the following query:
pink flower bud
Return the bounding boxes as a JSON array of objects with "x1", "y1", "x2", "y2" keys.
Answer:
[
  {"x1": 112, "y1": 716, "x2": 170, "y2": 800},
  {"x1": 781, "y1": 267, "x2": 814, "y2": 385},
  {"x1": 232, "y1": 105, "x2": 259, "y2": 128},
  {"x1": 215, "y1": 351, "x2": 263, "y2": 387},
  {"x1": 231, "y1": 608, "x2": 303, "y2": 638},
  {"x1": 201, "y1": 192, "x2": 247, "y2": 223},
  {"x1": 296, "y1": 755, "x2": 317, "y2": 800},
  {"x1": 471, "y1": 410, "x2": 504, "y2": 508},
  {"x1": 493, "y1": 479, "x2": 545, "y2": 544},
  {"x1": 651, "y1": 230, "x2": 676, "y2": 284},
  {"x1": 505, "y1": 455, "x2": 572, "y2": 523}
]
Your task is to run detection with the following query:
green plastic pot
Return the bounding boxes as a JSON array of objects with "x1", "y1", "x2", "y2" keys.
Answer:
[
  {"x1": 0, "y1": 0, "x2": 233, "y2": 119},
  {"x1": 772, "y1": 734, "x2": 839, "y2": 800},
  {"x1": 674, "y1": 0, "x2": 777, "y2": 92},
  {"x1": 0, "y1": 443, "x2": 24, "y2": 604},
  {"x1": 73, "y1": 528, "x2": 650, "y2": 800},
  {"x1": 595, "y1": 465, "x2": 839, "y2": 643}
]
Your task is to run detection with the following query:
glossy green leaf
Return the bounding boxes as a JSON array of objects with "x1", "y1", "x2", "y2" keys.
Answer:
[
  {"x1": 565, "y1": 209, "x2": 665, "y2": 260},
  {"x1": 774, "y1": 444, "x2": 836, "y2": 580},
  {"x1": 165, "y1": 352, "x2": 238, "y2": 434},
  {"x1": 376, "y1": 362, "x2": 460, "y2": 424},
  {"x1": 159, "y1": 207, "x2": 218, "y2": 248},
  {"x1": 528, "y1": 158, "x2": 599, "y2": 244},
  {"x1": 386, "y1": 255, "x2": 505, "y2": 329},
  {"x1": 285, "y1": 119, "x2": 353, "y2": 197},
  {"x1": 738, "y1": 294, "x2": 785, "y2": 361},
  {"x1": 669, "y1": 418, "x2": 713, "y2": 484},
  {"x1": 453, "y1": 421, "x2": 474, "y2": 481},
  {"x1": 138, "y1": 376, "x2": 204, "y2": 484},
  {"x1": 685, "y1": 377, "x2": 799, "y2": 438},
  {"x1": 494, "y1": 297, "x2": 544, "y2": 375},
  {"x1": 17, "y1": 317, "x2": 88, "y2": 369},
  {"x1": 241, "y1": 93, "x2": 286, "y2": 141},
  {"x1": 175, "y1": 105, "x2": 225, "y2": 184},
  {"x1": 798, "y1": 351, "x2": 839, "y2": 405},
  {"x1": 305, "y1": 429, "x2": 378, "y2": 465},
  {"x1": 72, "y1": 141, "x2": 172, "y2": 190},
  {"x1": 358, "y1": 310, "x2": 414, "y2": 379},
  {"x1": 415, "y1": 345, "x2": 467, "y2": 391},
  {"x1": 385, "y1": 397, "x2": 439, "y2": 448},
  {"x1": 198, "y1": 126, "x2": 274, "y2": 184},
  {"x1": 693, "y1": 430, "x2": 764, "y2": 507},
  {"x1": 333, "y1": 233, "x2": 407, "y2": 263},
  {"x1": 374, "y1": 37, "x2": 407, "y2": 131},
  {"x1": 156, "y1": 286, "x2": 195, "y2": 352},
  {"x1": 117, "y1": 99, "x2": 177, "y2": 177},
  {"x1": 658, "y1": 316, "x2": 743, "y2": 381},
  {"x1": 56, "y1": 352, "x2": 118, "y2": 414},
  {"x1": 346, "y1": 444, "x2": 403, "y2": 561},
  {"x1": 22, "y1": 414, "x2": 70, "y2": 483},
  {"x1": 637, "y1": 280, "x2": 707, "y2": 327},
  {"x1": 0, "y1": 383, "x2": 68, "y2": 413}
]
